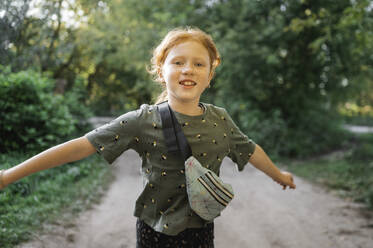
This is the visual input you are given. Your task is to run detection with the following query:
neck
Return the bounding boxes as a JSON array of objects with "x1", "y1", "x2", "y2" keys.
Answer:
[{"x1": 168, "y1": 98, "x2": 203, "y2": 116}]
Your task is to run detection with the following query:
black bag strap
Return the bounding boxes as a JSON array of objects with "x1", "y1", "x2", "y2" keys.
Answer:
[{"x1": 157, "y1": 101, "x2": 192, "y2": 161}]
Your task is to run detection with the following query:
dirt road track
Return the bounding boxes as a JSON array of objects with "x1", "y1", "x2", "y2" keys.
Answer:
[{"x1": 19, "y1": 150, "x2": 373, "y2": 248}]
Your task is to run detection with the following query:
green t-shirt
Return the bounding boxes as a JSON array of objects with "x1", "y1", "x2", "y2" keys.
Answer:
[{"x1": 85, "y1": 102, "x2": 256, "y2": 235}]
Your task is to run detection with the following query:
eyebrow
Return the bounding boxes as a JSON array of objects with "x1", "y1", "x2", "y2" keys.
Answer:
[{"x1": 169, "y1": 56, "x2": 208, "y2": 62}]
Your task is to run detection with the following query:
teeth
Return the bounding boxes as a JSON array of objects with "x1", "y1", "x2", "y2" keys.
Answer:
[{"x1": 180, "y1": 81, "x2": 196, "y2": 86}]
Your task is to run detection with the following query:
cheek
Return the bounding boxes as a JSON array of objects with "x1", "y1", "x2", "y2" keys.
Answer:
[
  {"x1": 165, "y1": 66, "x2": 179, "y2": 78},
  {"x1": 162, "y1": 67, "x2": 177, "y2": 84},
  {"x1": 202, "y1": 69, "x2": 212, "y2": 80}
]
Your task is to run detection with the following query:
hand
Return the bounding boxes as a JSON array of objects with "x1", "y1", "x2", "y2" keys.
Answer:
[{"x1": 273, "y1": 171, "x2": 296, "y2": 190}]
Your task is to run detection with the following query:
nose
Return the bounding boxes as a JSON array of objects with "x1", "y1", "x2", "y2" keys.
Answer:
[{"x1": 181, "y1": 62, "x2": 194, "y2": 74}]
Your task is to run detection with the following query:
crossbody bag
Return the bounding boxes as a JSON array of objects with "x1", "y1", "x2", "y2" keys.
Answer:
[{"x1": 157, "y1": 101, "x2": 234, "y2": 221}]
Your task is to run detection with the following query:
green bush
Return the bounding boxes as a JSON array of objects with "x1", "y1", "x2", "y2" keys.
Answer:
[
  {"x1": 0, "y1": 152, "x2": 111, "y2": 247},
  {"x1": 350, "y1": 143, "x2": 373, "y2": 161},
  {"x1": 234, "y1": 103, "x2": 288, "y2": 158},
  {"x1": 347, "y1": 134, "x2": 373, "y2": 162},
  {"x1": 217, "y1": 98, "x2": 348, "y2": 158},
  {"x1": 63, "y1": 77, "x2": 94, "y2": 135},
  {"x1": 280, "y1": 108, "x2": 349, "y2": 158},
  {"x1": 0, "y1": 67, "x2": 82, "y2": 153}
]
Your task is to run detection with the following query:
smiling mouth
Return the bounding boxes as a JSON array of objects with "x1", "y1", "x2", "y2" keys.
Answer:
[{"x1": 179, "y1": 80, "x2": 197, "y2": 86}]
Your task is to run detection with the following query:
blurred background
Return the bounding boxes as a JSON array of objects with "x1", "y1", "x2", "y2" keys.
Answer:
[{"x1": 0, "y1": 0, "x2": 372, "y2": 247}]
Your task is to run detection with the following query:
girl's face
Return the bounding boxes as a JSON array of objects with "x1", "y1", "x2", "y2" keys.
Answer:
[{"x1": 161, "y1": 40, "x2": 212, "y2": 105}]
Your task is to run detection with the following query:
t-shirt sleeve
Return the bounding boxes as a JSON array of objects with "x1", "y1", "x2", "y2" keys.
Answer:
[
  {"x1": 84, "y1": 108, "x2": 142, "y2": 164},
  {"x1": 222, "y1": 109, "x2": 256, "y2": 171}
]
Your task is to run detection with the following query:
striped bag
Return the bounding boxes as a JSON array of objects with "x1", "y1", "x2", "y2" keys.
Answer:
[{"x1": 184, "y1": 156, "x2": 234, "y2": 221}]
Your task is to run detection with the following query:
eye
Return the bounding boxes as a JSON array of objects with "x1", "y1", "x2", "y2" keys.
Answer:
[
  {"x1": 196, "y1": 62, "x2": 204, "y2": 67},
  {"x1": 174, "y1": 61, "x2": 183, "y2": 65}
]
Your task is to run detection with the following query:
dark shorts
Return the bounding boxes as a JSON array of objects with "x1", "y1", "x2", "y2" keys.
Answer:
[{"x1": 136, "y1": 219, "x2": 214, "y2": 248}]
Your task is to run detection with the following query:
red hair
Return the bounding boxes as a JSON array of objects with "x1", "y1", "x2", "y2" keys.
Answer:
[{"x1": 148, "y1": 27, "x2": 221, "y2": 103}]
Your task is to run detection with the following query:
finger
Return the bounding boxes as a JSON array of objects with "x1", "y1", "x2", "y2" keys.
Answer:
[{"x1": 288, "y1": 175, "x2": 295, "y2": 189}]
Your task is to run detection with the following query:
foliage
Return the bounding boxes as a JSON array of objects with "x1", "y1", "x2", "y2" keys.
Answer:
[
  {"x1": 0, "y1": 0, "x2": 99, "y2": 91},
  {"x1": 63, "y1": 76, "x2": 94, "y2": 134},
  {"x1": 338, "y1": 79, "x2": 373, "y2": 125},
  {"x1": 201, "y1": 0, "x2": 373, "y2": 157},
  {"x1": 0, "y1": 66, "x2": 77, "y2": 153},
  {"x1": 1, "y1": 0, "x2": 373, "y2": 157},
  {"x1": 0, "y1": 0, "x2": 32, "y2": 68},
  {"x1": 347, "y1": 133, "x2": 373, "y2": 162},
  {"x1": 288, "y1": 158, "x2": 373, "y2": 209},
  {"x1": 1, "y1": 3, "x2": 373, "y2": 246},
  {"x1": 0, "y1": 152, "x2": 111, "y2": 248},
  {"x1": 74, "y1": 0, "x2": 209, "y2": 114},
  {"x1": 286, "y1": 132, "x2": 373, "y2": 209}
]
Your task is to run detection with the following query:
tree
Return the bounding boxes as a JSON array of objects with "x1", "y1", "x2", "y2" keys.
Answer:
[
  {"x1": 2, "y1": 0, "x2": 372, "y2": 156},
  {"x1": 75, "y1": 0, "x2": 211, "y2": 114},
  {"x1": 201, "y1": 0, "x2": 373, "y2": 156},
  {"x1": 0, "y1": 0, "x2": 96, "y2": 91}
]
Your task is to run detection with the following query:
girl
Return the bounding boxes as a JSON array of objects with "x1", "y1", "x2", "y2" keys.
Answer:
[{"x1": 0, "y1": 27, "x2": 296, "y2": 248}]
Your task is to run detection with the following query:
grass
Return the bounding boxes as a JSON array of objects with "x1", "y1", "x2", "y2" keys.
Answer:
[
  {"x1": 283, "y1": 133, "x2": 373, "y2": 210},
  {"x1": 0, "y1": 152, "x2": 113, "y2": 248}
]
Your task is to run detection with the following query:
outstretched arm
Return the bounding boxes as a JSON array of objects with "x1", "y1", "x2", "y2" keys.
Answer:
[
  {"x1": 0, "y1": 137, "x2": 96, "y2": 189},
  {"x1": 249, "y1": 144, "x2": 296, "y2": 190}
]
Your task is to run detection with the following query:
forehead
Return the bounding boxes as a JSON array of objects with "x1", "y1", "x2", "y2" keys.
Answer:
[{"x1": 165, "y1": 40, "x2": 210, "y2": 62}]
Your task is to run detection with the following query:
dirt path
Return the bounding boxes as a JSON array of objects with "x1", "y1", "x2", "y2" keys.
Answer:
[{"x1": 18, "y1": 150, "x2": 373, "y2": 248}]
